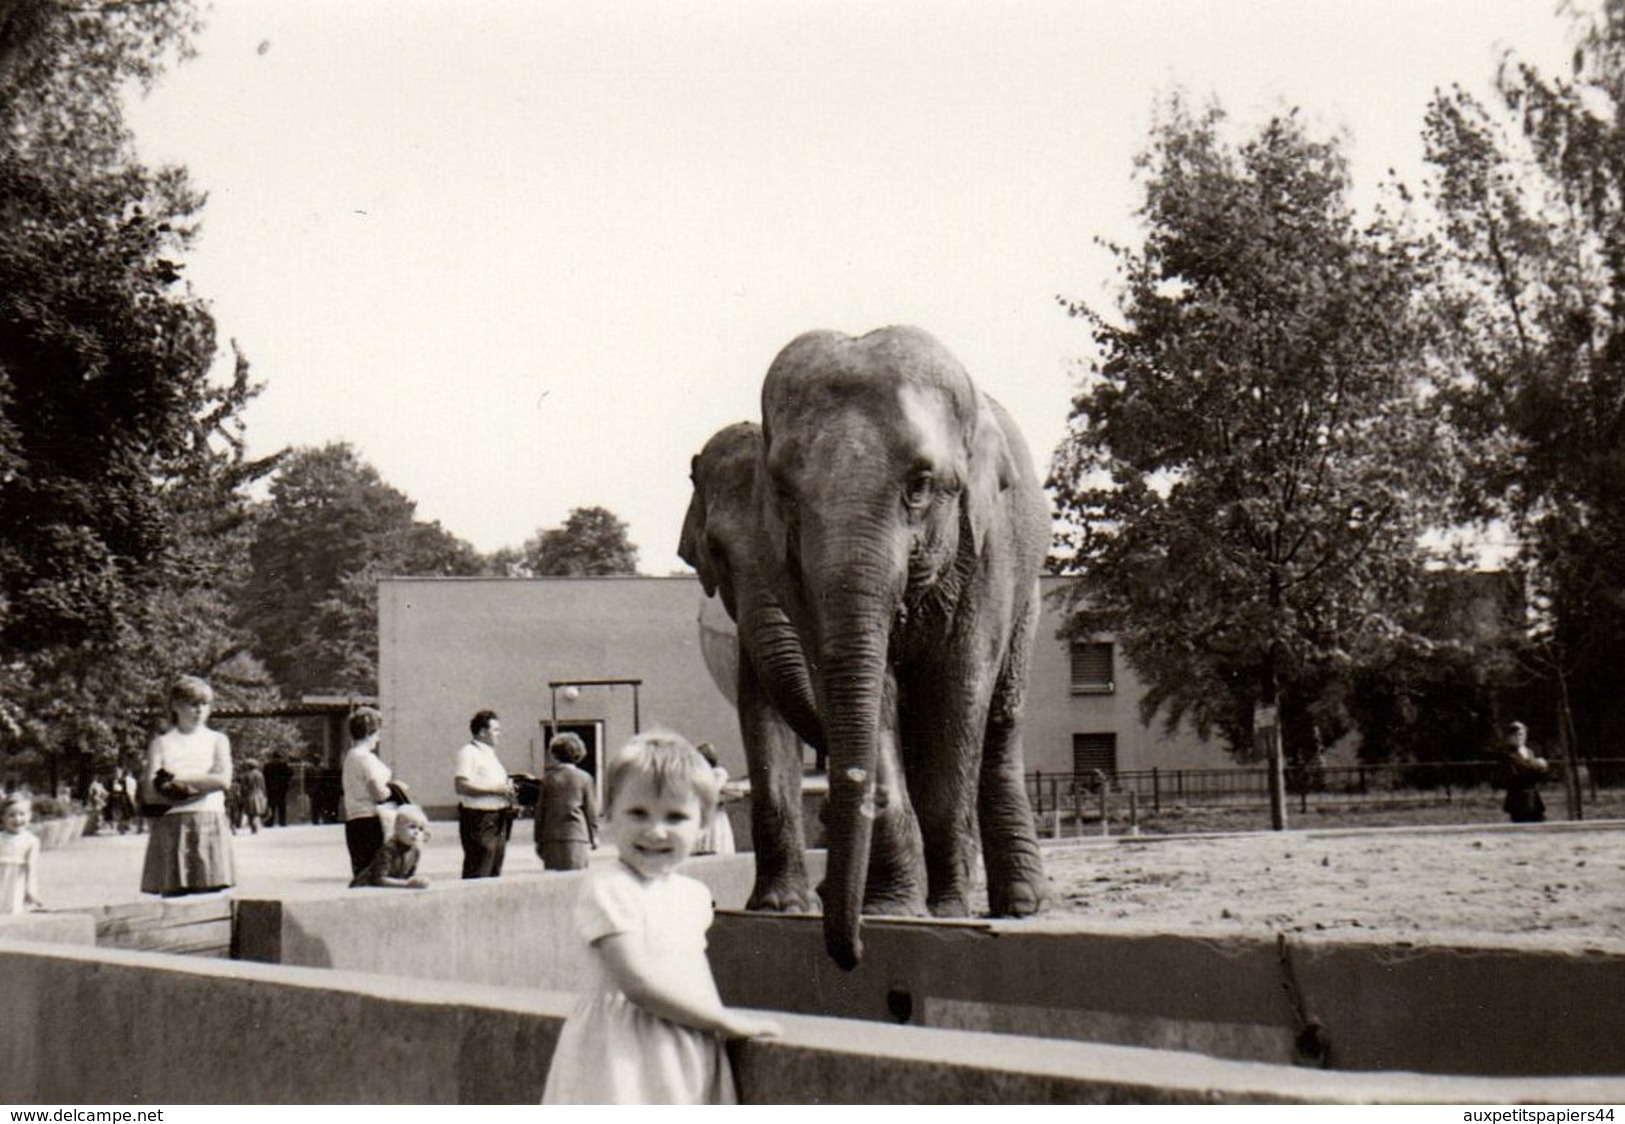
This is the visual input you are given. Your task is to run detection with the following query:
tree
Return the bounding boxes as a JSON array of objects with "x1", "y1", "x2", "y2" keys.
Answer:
[
  {"x1": 0, "y1": 1, "x2": 201, "y2": 171},
  {"x1": 1048, "y1": 99, "x2": 1456, "y2": 778},
  {"x1": 1423, "y1": 5, "x2": 1625, "y2": 766},
  {"x1": 520, "y1": 506, "x2": 640, "y2": 576},
  {"x1": 0, "y1": 0, "x2": 281, "y2": 780},
  {"x1": 242, "y1": 443, "x2": 486, "y2": 698}
]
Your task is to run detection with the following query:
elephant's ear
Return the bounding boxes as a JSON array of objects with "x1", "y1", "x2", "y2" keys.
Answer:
[
  {"x1": 679, "y1": 459, "x2": 721, "y2": 599},
  {"x1": 965, "y1": 393, "x2": 1016, "y2": 556}
]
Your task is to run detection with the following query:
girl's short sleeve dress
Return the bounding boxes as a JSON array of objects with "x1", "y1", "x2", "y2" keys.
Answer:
[
  {"x1": 0, "y1": 829, "x2": 39, "y2": 914},
  {"x1": 540, "y1": 863, "x2": 736, "y2": 1105}
]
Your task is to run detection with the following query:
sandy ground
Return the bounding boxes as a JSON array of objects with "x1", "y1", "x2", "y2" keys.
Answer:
[{"x1": 1037, "y1": 821, "x2": 1625, "y2": 946}]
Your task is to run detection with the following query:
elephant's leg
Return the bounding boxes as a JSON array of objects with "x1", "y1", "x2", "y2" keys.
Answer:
[
  {"x1": 900, "y1": 670, "x2": 985, "y2": 918},
  {"x1": 738, "y1": 659, "x2": 814, "y2": 912},
  {"x1": 860, "y1": 717, "x2": 927, "y2": 917},
  {"x1": 978, "y1": 594, "x2": 1046, "y2": 917}
]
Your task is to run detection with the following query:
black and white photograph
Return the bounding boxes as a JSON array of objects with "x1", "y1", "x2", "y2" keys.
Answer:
[{"x1": 1, "y1": 0, "x2": 1624, "y2": 1111}]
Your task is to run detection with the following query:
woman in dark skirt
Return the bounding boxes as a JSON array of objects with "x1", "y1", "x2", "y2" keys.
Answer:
[{"x1": 140, "y1": 676, "x2": 236, "y2": 896}]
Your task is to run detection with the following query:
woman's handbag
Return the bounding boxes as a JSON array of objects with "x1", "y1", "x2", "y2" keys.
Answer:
[{"x1": 142, "y1": 768, "x2": 199, "y2": 817}]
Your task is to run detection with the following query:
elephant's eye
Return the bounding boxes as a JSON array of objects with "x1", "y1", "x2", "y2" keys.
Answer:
[{"x1": 903, "y1": 471, "x2": 934, "y2": 510}]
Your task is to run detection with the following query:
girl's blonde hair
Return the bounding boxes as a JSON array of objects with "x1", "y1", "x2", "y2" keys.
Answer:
[
  {"x1": 603, "y1": 730, "x2": 721, "y2": 824},
  {"x1": 0, "y1": 794, "x2": 31, "y2": 819},
  {"x1": 392, "y1": 804, "x2": 430, "y2": 840},
  {"x1": 169, "y1": 675, "x2": 214, "y2": 708}
]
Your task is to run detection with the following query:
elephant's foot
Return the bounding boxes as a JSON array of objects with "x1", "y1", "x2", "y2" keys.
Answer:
[
  {"x1": 986, "y1": 873, "x2": 1046, "y2": 918},
  {"x1": 748, "y1": 874, "x2": 816, "y2": 913},
  {"x1": 927, "y1": 893, "x2": 972, "y2": 919},
  {"x1": 984, "y1": 841, "x2": 1048, "y2": 917}
]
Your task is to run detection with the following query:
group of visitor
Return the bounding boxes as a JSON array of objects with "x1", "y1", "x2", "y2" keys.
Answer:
[
  {"x1": 3, "y1": 673, "x2": 781, "y2": 1104},
  {"x1": 3, "y1": 675, "x2": 772, "y2": 1103},
  {"x1": 80, "y1": 767, "x2": 138, "y2": 835},
  {"x1": 338, "y1": 705, "x2": 517, "y2": 884}
]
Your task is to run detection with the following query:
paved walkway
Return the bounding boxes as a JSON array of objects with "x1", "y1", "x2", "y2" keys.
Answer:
[{"x1": 32, "y1": 817, "x2": 579, "y2": 912}]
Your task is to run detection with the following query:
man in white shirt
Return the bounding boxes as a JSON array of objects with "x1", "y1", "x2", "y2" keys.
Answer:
[{"x1": 455, "y1": 709, "x2": 516, "y2": 878}]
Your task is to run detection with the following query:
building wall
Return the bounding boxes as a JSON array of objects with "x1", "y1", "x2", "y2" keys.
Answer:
[
  {"x1": 378, "y1": 577, "x2": 728, "y2": 814},
  {"x1": 1027, "y1": 581, "x2": 1221, "y2": 775},
  {"x1": 378, "y1": 575, "x2": 1221, "y2": 813}
]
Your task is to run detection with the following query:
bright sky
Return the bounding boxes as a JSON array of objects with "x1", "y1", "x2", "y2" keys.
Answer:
[{"x1": 124, "y1": 0, "x2": 1574, "y2": 573}]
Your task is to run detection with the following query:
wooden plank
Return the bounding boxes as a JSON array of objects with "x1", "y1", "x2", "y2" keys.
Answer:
[
  {"x1": 96, "y1": 917, "x2": 226, "y2": 939},
  {"x1": 85, "y1": 897, "x2": 235, "y2": 958},
  {"x1": 96, "y1": 908, "x2": 231, "y2": 942},
  {"x1": 93, "y1": 905, "x2": 219, "y2": 927},
  {"x1": 98, "y1": 920, "x2": 232, "y2": 954},
  {"x1": 123, "y1": 925, "x2": 232, "y2": 956}
]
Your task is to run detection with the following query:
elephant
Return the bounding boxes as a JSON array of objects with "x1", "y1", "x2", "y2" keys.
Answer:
[
  {"x1": 679, "y1": 421, "x2": 825, "y2": 912},
  {"x1": 756, "y1": 324, "x2": 1050, "y2": 968}
]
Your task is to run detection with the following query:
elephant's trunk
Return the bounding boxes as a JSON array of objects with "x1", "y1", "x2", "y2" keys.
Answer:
[
  {"x1": 810, "y1": 542, "x2": 900, "y2": 971},
  {"x1": 746, "y1": 598, "x2": 823, "y2": 749}
]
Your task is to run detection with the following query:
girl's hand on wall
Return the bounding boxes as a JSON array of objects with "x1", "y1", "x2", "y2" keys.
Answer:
[{"x1": 721, "y1": 1013, "x2": 782, "y2": 1040}]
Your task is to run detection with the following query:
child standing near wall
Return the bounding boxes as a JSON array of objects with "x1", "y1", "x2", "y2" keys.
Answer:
[
  {"x1": 0, "y1": 795, "x2": 43, "y2": 914},
  {"x1": 541, "y1": 731, "x2": 779, "y2": 1105}
]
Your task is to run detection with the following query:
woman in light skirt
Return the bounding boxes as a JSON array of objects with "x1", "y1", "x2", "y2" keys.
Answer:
[{"x1": 140, "y1": 675, "x2": 236, "y2": 896}]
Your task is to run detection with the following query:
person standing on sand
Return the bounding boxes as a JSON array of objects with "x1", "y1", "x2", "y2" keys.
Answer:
[{"x1": 1500, "y1": 720, "x2": 1549, "y2": 824}]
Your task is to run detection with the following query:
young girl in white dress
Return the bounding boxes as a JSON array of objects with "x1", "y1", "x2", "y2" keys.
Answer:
[
  {"x1": 541, "y1": 730, "x2": 780, "y2": 1105},
  {"x1": 0, "y1": 795, "x2": 43, "y2": 914}
]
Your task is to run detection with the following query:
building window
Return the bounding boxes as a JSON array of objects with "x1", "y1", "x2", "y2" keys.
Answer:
[
  {"x1": 1073, "y1": 733, "x2": 1118, "y2": 778},
  {"x1": 1069, "y1": 641, "x2": 1114, "y2": 694}
]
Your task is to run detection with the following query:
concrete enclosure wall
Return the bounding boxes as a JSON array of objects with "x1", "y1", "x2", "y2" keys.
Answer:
[
  {"x1": 236, "y1": 855, "x2": 1625, "y2": 1079},
  {"x1": 710, "y1": 914, "x2": 1625, "y2": 1078},
  {"x1": 6, "y1": 939, "x2": 1624, "y2": 1105},
  {"x1": 0, "y1": 939, "x2": 563, "y2": 1104}
]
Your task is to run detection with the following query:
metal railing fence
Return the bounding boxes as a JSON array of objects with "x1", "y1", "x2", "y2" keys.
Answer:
[{"x1": 1025, "y1": 757, "x2": 1625, "y2": 819}]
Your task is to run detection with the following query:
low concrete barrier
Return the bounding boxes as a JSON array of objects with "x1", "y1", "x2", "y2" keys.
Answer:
[
  {"x1": 234, "y1": 854, "x2": 777, "y2": 991},
  {"x1": 0, "y1": 911, "x2": 94, "y2": 947},
  {"x1": 5, "y1": 939, "x2": 1624, "y2": 1105},
  {"x1": 33, "y1": 816, "x2": 88, "y2": 850},
  {"x1": 0, "y1": 939, "x2": 558, "y2": 1104},
  {"x1": 234, "y1": 852, "x2": 1625, "y2": 1079}
]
